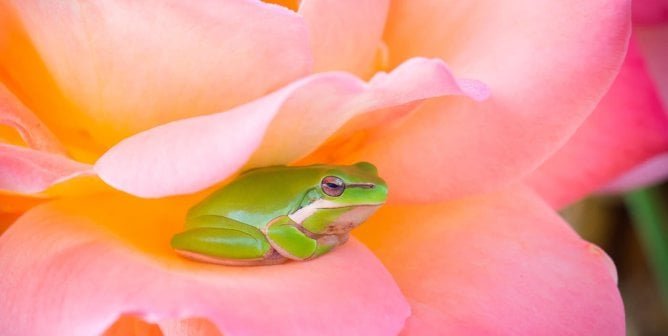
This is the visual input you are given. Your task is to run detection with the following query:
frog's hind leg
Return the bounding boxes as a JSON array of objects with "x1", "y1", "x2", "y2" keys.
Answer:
[{"x1": 171, "y1": 215, "x2": 286, "y2": 266}]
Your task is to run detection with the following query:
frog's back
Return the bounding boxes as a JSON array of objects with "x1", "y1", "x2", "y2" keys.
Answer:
[{"x1": 187, "y1": 166, "x2": 325, "y2": 228}]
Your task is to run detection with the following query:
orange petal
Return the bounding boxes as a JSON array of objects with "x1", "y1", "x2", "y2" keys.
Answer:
[
  {"x1": 1, "y1": 0, "x2": 312, "y2": 151},
  {"x1": 0, "y1": 82, "x2": 64, "y2": 153},
  {"x1": 0, "y1": 193, "x2": 410, "y2": 335},
  {"x1": 355, "y1": 187, "x2": 624, "y2": 335}
]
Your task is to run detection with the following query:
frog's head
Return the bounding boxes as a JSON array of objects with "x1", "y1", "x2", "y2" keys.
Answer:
[
  {"x1": 293, "y1": 162, "x2": 388, "y2": 235},
  {"x1": 317, "y1": 162, "x2": 388, "y2": 206}
]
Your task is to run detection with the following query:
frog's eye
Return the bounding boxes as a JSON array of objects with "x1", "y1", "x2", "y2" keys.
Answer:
[{"x1": 321, "y1": 176, "x2": 345, "y2": 197}]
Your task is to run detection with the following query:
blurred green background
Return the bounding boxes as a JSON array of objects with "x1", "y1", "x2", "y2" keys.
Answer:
[{"x1": 562, "y1": 182, "x2": 668, "y2": 336}]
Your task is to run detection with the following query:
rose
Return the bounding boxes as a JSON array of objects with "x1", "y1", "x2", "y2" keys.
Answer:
[
  {"x1": 527, "y1": 0, "x2": 668, "y2": 203},
  {"x1": 1, "y1": 0, "x2": 663, "y2": 335}
]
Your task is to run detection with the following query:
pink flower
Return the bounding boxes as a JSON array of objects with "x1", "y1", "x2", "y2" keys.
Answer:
[
  {"x1": 1, "y1": 0, "x2": 662, "y2": 335},
  {"x1": 527, "y1": 0, "x2": 668, "y2": 206}
]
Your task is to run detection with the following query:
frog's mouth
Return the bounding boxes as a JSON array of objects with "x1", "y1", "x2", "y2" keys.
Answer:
[{"x1": 288, "y1": 200, "x2": 383, "y2": 226}]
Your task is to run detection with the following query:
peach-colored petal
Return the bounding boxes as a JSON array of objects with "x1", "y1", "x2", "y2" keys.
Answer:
[
  {"x1": 0, "y1": 144, "x2": 92, "y2": 194},
  {"x1": 355, "y1": 187, "x2": 624, "y2": 335},
  {"x1": 0, "y1": 0, "x2": 311, "y2": 150},
  {"x1": 159, "y1": 318, "x2": 222, "y2": 336},
  {"x1": 526, "y1": 40, "x2": 668, "y2": 208},
  {"x1": 299, "y1": 0, "x2": 389, "y2": 77},
  {"x1": 0, "y1": 193, "x2": 409, "y2": 336},
  {"x1": 0, "y1": 82, "x2": 64, "y2": 153},
  {"x1": 96, "y1": 58, "x2": 487, "y2": 198},
  {"x1": 601, "y1": 153, "x2": 668, "y2": 192},
  {"x1": 636, "y1": 24, "x2": 668, "y2": 109},
  {"x1": 354, "y1": 0, "x2": 630, "y2": 203},
  {"x1": 633, "y1": 0, "x2": 668, "y2": 24}
]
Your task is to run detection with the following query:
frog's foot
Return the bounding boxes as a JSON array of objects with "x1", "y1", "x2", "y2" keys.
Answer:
[
  {"x1": 175, "y1": 248, "x2": 286, "y2": 266},
  {"x1": 264, "y1": 216, "x2": 344, "y2": 261},
  {"x1": 171, "y1": 226, "x2": 287, "y2": 266}
]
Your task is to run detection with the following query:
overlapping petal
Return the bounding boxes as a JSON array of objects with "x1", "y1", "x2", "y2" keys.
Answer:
[
  {"x1": 526, "y1": 40, "x2": 668, "y2": 208},
  {"x1": 355, "y1": 187, "x2": 624, "y2": 335},
  {"x1": 0, "y1": 193, "x2": 409, "y2": 336},
  {"x1": 636, "y1": 24, "x2": 668, "y2": 108},
  {"x1": 299, "y1": 0, "x2": 389, "y2": 77},
  {"x1": 602, "y1": 153, "x2": 668, "y2": 192},
  {"x1": 348, "y1": 0, "x2": 630, "y2": 203},
  {"x1": 633, "y1": 0, "x2": 668, "y2": 24},
  {"x1": 0, "y1": 0, "x2": 312, "y2": 151},
  {"x1": 95, "y1": 58, "x2": 488, "y2": 198},
  {"x1": 0, "y1": 83, "x2": 64, "y2": 153},
  {"x1": 0, "y1": 144, "x2": 92, "y2": 194}
]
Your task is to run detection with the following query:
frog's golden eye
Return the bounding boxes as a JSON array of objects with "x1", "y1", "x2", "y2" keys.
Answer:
[{"x1": 321, "y1": 176, "x2": 345, "y2": 197}]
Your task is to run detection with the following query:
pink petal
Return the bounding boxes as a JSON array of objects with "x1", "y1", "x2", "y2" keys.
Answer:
[
  {"x1": 0, "y1": 144, "x2": 92, "y2": 194},
  {"x1": 353, "y1": 0, "x2": 630, "y2": 203},
  {"x1": 1, "y1": 0, "x2": 311, "y2": 148},
  {"x1": 0, "y1": 194, "x2": 409, "y2": 336},
  {"x1": 159, "y1": 319, "x2": 222, "y2": 336},
  {"x1": 299, "y1": 0, "x2": 389, "y2": 77},
  {"x1": 636, "y1": 24, "x2": 668, "y2": 109},
  {"x1": 355, "y1": 187, "x2": 624, "y2": 335},
  {"x1": 601, "y1": 153, "x2": 668, "y2": 192},
  {"x1": 96, "y1": 57, "x2": 487, "y2": 198},
  {"x1": 0, "y1": 83, "x2": 64, "y2": 153},
  {"x1": 633, "y1": 0, "x2": 668, "y2": 24},
  {"x1": 526, "y1": 40, "x2": 668, "y2": 208}
]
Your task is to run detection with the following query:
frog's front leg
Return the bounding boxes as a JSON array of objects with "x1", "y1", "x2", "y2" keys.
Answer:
[
  {"x1": 171, "y1": 215, "x2": 286, "y2": 266},
  {"x1": 264, "y1": 216, "x2": 344, "y2": 261}
]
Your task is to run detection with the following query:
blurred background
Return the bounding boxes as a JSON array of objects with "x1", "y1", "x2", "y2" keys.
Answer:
[{"x1": 562, "y1": 182, "x2": 668, "y2": 336}]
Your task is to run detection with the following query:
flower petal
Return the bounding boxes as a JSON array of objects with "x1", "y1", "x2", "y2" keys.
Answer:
[
  {"x1": 0, "y1": 144, "x2": 92, "y2": 194},
  {"x1": 0, "y1": 193, "x2": 409, "y2": 336},
  {"x1": 0, "y1": 0, "x2": 311, "y2": 149},
  {"x1": 601, "y1": 153, "x2": 668, "y2": 192},
  {"x1": 0, "y1": 82, "x2": 64, "y2": 153},
  {"x1": 355, "y1": 187, "x2": 624, "y2": 335},
  {"x1": 96, "y1": 58, "x2": 487, "y2": 198},
  {"x1": 633, "y1": 0, "x2": 668, "y2": 24},
  {"x1": 355, "y1": 0, "x2": 630, "y2": 202},
  {"x1": 636, "y1": 24, "x2": 668, "y2": 109},
  {"x1": 299, "y1": 0, "x2": 389, "y2": 77},
  {"x1": 526, "y1": 40, "x2": 668, "y2": 208},
  {"x1": 159, "y1": 318, "x2": 222, "y2": 336}
]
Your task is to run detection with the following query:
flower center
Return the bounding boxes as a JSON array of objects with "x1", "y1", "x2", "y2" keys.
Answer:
[
  {"x1": 374, "y1": 41, "x2": 391, "y2": 73},
  {"x1": 263, "y1": 0, "x2": 300, "y2": 11}
]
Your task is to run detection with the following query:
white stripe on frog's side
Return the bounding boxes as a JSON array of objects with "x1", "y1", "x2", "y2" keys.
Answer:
[{"x1": 288, "y1": 199, "x2": 381, "y2": 224}]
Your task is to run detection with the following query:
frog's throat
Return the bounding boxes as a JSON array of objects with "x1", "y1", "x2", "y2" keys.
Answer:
[{"x1": 287, "y1": 199, "x2": 382, "y2": 225}]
